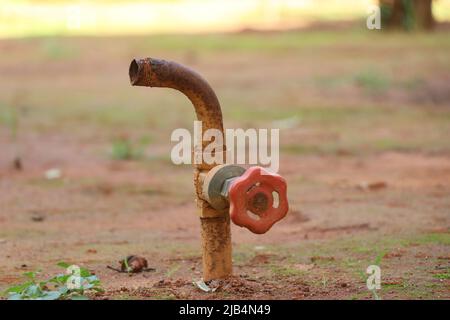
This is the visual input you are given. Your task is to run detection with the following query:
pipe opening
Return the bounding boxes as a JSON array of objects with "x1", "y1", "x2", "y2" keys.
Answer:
[{"x1": 129, "y1": 59, "x2": 140, "y2": 85}]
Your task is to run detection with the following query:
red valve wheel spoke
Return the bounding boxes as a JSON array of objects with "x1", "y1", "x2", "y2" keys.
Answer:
[{"x1": 229, "y1": 166, "x2": 289, "y2": 234}]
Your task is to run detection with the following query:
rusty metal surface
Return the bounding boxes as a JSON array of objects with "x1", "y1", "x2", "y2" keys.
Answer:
[
  {"x1": 129, "y1": 58, "x2": 224, "y2": 137},
  {"x1": 200, "y1": 215, "x2": 232, "y2": 281},
  {"x1": 129, "y1": 58, "x2": 232, "y2": 280}
]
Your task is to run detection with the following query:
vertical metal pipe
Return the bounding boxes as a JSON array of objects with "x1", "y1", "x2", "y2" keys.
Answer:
[
  {"x1": 201, "y1": 215, "x2": 232, "y2": 280},
  {"x1": 129, "y1": 58, "x2": 232, "y2": 281}
]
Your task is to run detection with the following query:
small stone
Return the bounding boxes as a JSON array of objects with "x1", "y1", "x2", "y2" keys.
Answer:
[
  {"x1": 45, "y1": 168, "x2": 62, "y2": 180},
  {"x1": 31, "y1": 212, "x2": 45, "y2": 222}
]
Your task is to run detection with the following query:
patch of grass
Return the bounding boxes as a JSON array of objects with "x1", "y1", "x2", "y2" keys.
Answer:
[
  {"x1": 110, "y1": 135, "x2": 150, "y2": 161},
  {"x1": 270, "y1": 265, "x2": 306, "y2": 277},
  {"x1": 342, "y1": 257, "x2": 361, "y2": 272},
  {"x1": 142, "y1": 31, "x2": 450, "y2": 52},
  {"x1": 410, "y1": 233, "x2": 450, "y2": 246},
  {"x1": 0, "y1": 103, "x2": 19, "y2": 139},
  {"x1": 373, "y1": 138, "x2": 411, "y2": 152},
  {"x1": 379, "y1": 280, "x2": 438, "y2": 299},
  {"x1": 349, "y1": 291, "x2": 371, "y2": 300},
  {"x1": 354, "y1": 69, "x2": 390, "y2": 93},
  {"x1": 433, "y1": 272, "x2": 450, "y2": 280},
  {"x1": 320, "y1": 274, "x2": 330, "y2": 289},
  {"x1": 373, "y1": 250, "x2": 386, "y2": 266},
  {"x1": 232, "y1": 246, "x2": 256, "y2": 265},
  {"x1": 145, "y1": 32, "x2": 356, "y2": 52},
  {"x1": 350, "y1": 244, "x2": 373, "y2": 254},
  {"x1": 383, "y1": 282, "x2": 406, "y2": 289}
]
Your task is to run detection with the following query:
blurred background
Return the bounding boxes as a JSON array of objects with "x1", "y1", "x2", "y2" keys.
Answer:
[
  {"x1": 1, "y1": 0, "x2": 450, "y2": 37},
  {"x1": 0, "y1": 0, "x2": 449, "y2": 299}
]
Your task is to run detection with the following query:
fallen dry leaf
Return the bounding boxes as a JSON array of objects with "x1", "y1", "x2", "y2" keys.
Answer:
[{"x1": 121, "y1": 255, "x2": 148, "y2": 273}]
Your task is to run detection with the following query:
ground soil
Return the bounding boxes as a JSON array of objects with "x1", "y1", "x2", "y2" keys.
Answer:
[{"x1": 0, "y1": 29, "x2": 449, "y2": 299}]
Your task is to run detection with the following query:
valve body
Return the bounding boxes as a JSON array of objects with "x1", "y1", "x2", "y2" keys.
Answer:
[
  {"x1": 130, "y1": 58, "x2": 289, "y2": 281},
  {"x1": 203, "y1": 165, "x2": 289, "y2": 234}
]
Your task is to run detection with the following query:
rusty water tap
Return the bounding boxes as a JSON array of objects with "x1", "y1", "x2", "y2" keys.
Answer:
[{"x1": 129, "y1": 58, "x2": 289, "y2": 281}]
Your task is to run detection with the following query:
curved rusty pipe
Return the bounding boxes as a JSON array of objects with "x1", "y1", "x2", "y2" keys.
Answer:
[
  {"x1": 129, "y1": 58, "x2": 232, "y2": 281},
  {"x1": 129, "y1": 58, "x2": 223, "y2": 133}
]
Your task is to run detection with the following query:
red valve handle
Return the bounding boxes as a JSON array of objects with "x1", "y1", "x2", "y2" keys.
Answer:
[{"x1": 229, "y1": 166, "x2": 288, "y2": 234}]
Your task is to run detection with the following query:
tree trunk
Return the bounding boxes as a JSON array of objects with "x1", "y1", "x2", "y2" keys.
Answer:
[
  {"x1": 414, "y1": 0, "x2": 434, "y2": 30},
  {"x1": 380, "y1": 0, "x2": 435, "y2": 31}
]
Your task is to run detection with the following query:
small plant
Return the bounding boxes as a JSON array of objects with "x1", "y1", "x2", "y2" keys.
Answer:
[
  {"x1": 433, "y1": 272, "x2": 450, "y2": 280},
  {"x1": 110, "y1": 135, "x2": 150, "y2": 160},
  {"x1": 0, "y1": 103, "x2": 18, "y2": 139},
  {"x1": 4, "y1": 262, "x2": 103, "y2": 300},
  {"x1": 354, "y1": 69, "x2": 390, "y2": 93}
]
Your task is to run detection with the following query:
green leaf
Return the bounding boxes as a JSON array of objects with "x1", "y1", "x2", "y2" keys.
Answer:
[
  {"x1": 39, "y1": 291, "x2": 61, "y2": 300},
  {"x1": 79, "y1": 268, "x2": 91, "y2": 278},
  {"x1": 85, "y1": 275, "x2": 98, "y2": 282},
  {"x1": 123, "y1": 258, "x2": 131, "y2": 273},
  {"x1": 39, "y1": 281, "x2": 49, "y2": 288},
  {"x1": 82, "y1": 283, "x2": 94, "y2": 290},
  {"x1": 49, "y1": 273, "x2": 70, "y2": 285},
  {"x1": 57, "y1": 262, "x2": 70, "y2": 268},
  {"x1": 23, "y1": 271, "x2": 37, "y2": 280},
  {"x1": 25, "y1": 284, "x2": 42, "y2": 297},
  {"x1": 5, "y1": 282, "x2": 32, "y2": 294},
  {"x1": 58, "y1": 286, "x2": 69, "y2": 294},
  {"x1": 8, "y1": 293, "x2": 24, "y2": 300},
  {"x1": 4, "y1": 262, "x2": 102, "y2": 300}
]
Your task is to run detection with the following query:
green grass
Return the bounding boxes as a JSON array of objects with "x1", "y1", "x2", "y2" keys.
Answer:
[
  {"x1": 433, "y1": 272, "x2": 450, "y2": 280},
  {"x1": 0, "y1": 103, "x2": 20, "y2": 139},
  {"x1": 410, "y1": 233, "x2": 450, "y2": 246},
  {"x1": 246, "y1": 232, "x2": 449, "y2": 299},
  {"x1": 2, "y1": 29, "x2": 449, "y2": 156},
  {"x1": 110, "y1": 136, "x2": 149, "y2": 161},
  {"x1": 354, "y1": 69, "x2": 390, "y2": 92},
  {"x1": 270, "y1": 265, "x2": 307, "y2": 277}
]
